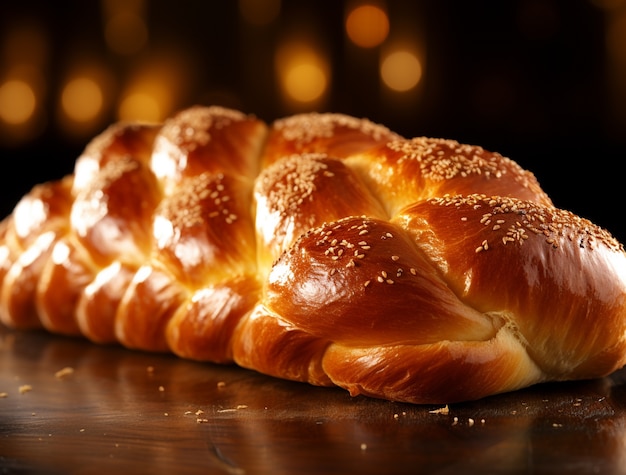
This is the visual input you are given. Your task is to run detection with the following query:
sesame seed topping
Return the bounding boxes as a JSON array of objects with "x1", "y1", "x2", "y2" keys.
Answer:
[
  {"x1": 387, "y1": 137, "x2": 508, "y2": 182},
  {"x1": 428, "y1": 194, "x2": 623, "y2": 253},
  {"x1": 256, "y1": 153, "x2": 336, "y2": 222},
  {"x1": 161, "y1": 106, "x2": 247, "y2": 151},
  {"x1": 157, "y1": 172, "x2": 239, "y2": 230},
  {"x1": 385, "y1": 137, "x2": 549, "y2": 197},
  {"x1": 274, "y1": 113, "x2": 397, "y2": 146}
]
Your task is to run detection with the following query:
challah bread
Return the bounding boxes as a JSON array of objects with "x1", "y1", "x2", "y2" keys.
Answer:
[{"x1": 1, "y1": 105, "x2": 625, "y2": 404}]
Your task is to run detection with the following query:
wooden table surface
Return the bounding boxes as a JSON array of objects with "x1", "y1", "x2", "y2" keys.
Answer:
[{"x1": 1, "y1": 325, "x2": 626, "y2": 475}]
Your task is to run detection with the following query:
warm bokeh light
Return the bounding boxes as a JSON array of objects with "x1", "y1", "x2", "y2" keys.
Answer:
[
  {"x1": 116, "y1": 51, "x2": 190, "y2": 123},
  {"x1": 0, "y1": 79, "x2": 36, "y2": 125},
  {"x1": 118, "y1": 91, "x2": 162, "y2": 122},
  {"x1": 239, "y1": 0, "x2": 281, "y2": 25},
  {"x1": 380, "y1": 49, "x2": 423, "y2": 92},
  {"x1": 0, "y1": 24, "x2": 47, "y2": 144},
  {"x1": 284, "y1": 62, "x2": 327, "y2": 103},
  {"x1": 345, "y1": 4, "x2": 389, "y2": 48},
  {"x1": 275, "y1": 41, "x2": 329, "y2": 106},
  {"x1": 55, "y1": 64, "x2": 114, "y2": 138},
  {"x1": 61, "y1": 77, "x2": 104, "y2": 122}
]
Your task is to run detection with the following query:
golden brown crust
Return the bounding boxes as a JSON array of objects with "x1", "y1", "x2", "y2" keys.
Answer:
[
  {"x1": 395, "y1": 195, "x2": 626, "y2": 379},
  {"x1": 351, "y1": 137, "x2": 553, "y2": 216},
  {"x1": 254, "y1": 154, "x2": 388, "y2": 270},
  {"x1": 71, "y1": 157, "x2": 160, "y2": 267},
  {"x1": 1, "y1": 105, "x2": 625, "y2": 404},
  {"x1": 262, "y1": 112, "x2": 401, "y2": 167},
  {"x1": 261, "y1": 216, "x2": 495, "y2": 346},
  {"x1": 167, "y1": 276, "x2": 261, "y2": 363},
  {"x1": 75, "y1": 262, "x2": 135, "y2": 343},
  {"x1": 152, "y1": 106, "x2": 267, "y2": 188},
  {"x1": 72, "y1": 122, "x2": 160, "y2": 193},
  {"x1": 0, "y1": 177, "x2": 74, "y2": 330},
  {"x1": 153, "y1": 172, "x2": 257, "y2": 287},
  {"x1": 322, "y1": 328, "x2": 543, "y2": 404}
]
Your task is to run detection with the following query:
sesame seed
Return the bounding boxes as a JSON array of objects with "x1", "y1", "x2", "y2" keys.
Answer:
[
  {"x1": 385, "y1": 137, "x2": 527, "y2": 186},
  {"x1": 429, "y1": 194, "x2": 621, "y2": 253},
  {"x1": 391, "y1": 255, "x2": 400, "y2": 261},
  {"x1": 274, "y1": 112, "x2": 397, "y2": 147}
]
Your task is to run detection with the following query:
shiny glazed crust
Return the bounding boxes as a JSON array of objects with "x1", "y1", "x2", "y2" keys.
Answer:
[{"x1": 1, "y1": 105, "x2": 625, "y2": 404}]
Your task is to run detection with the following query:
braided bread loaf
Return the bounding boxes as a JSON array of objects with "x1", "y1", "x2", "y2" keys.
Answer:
[{"x1": 2, "y1": 105, "x2": 626, "y2": 404}]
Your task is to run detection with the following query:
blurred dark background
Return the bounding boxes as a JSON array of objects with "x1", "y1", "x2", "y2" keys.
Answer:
[{"x1": 1, "y1": 0, "x2": 625, "y2": 243}]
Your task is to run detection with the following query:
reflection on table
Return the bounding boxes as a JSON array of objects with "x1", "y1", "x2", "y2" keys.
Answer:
[{"x1": 1, "y1": 326, "x2": 626, "y2": 474}]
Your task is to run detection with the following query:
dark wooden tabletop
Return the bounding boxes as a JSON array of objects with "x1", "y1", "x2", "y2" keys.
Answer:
[{"x1": 1, "y1": 325, "x2": 626, "y2": 475}]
